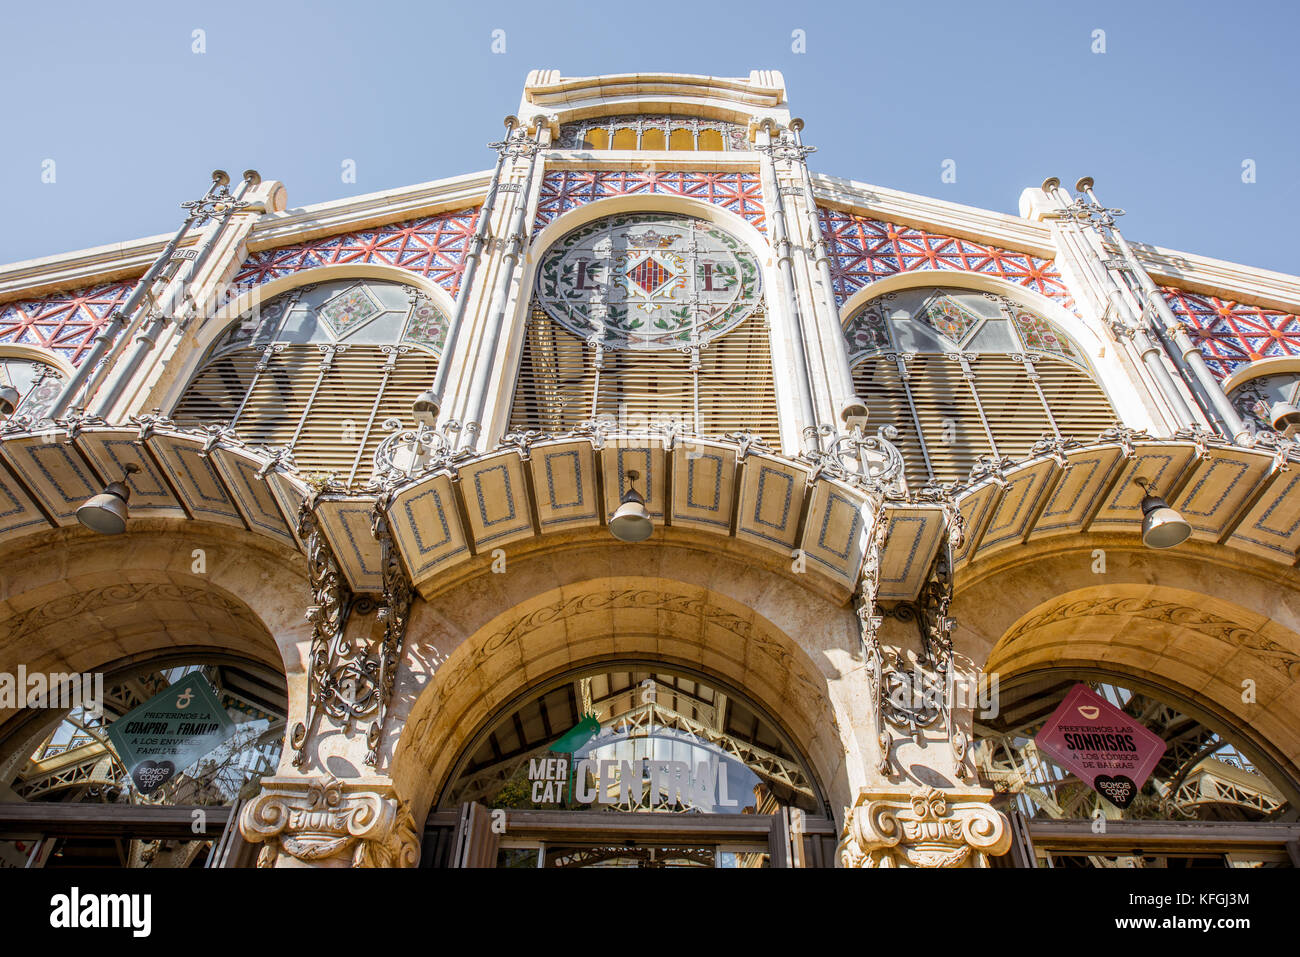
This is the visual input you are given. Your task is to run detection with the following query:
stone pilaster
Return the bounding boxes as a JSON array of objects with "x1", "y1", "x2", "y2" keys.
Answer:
[
  {"x1": 837, "y1": 785, "x2": 1009, "y2": 868},
  {"x1": 239, "y1": 775, "x2": 419, "y2": 868}
]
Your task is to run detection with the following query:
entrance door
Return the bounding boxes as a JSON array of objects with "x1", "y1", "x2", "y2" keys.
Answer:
[{"x1": 428, "y1": 666, "x2": 832, "y2": 868}]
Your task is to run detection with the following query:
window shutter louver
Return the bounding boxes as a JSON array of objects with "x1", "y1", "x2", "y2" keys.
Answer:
[
  {"x1": 173, "y1": 344, "x2": 438, "y2": 482},
  {"x1": 509, "y1": 309, "x2": 779, "y2": 443},
  {"x1": 850, "y1": 353, "x2": 1114, "y2": 488}
]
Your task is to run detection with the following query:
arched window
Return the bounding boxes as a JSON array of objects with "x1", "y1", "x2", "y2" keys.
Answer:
[
  {"x1": 510, "y1": 213, "x2": 777, "y2": 441},
  {"x1": 0, "y1": 354, "x2": 65, "y2": 421},
  {"x1": 171, "y1": 278, "x2": 446, "y2": 483},
  {"x1": 668, "y1": 128, "x2": 695, "y2": 151},
  {"x1": 555, "y1": 115, "x2": 750, "y2": 152},
  {"x1": 1227, "y1": 367, "x2": 1300, "y2": 435},
  {"x1": 610, "y1": 127, "x2": 637, "y2": 150},
  {"x1": 844, "y1": 287, "x2": 1114, "y2": 487}
]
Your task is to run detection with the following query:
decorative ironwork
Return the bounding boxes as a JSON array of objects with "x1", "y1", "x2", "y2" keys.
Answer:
[
  {"x1": 857, "y1": 494, "x2": 970, "y2": 781},
  {"x1": 365, "y1": 504, "x2": 413, "y2": 767},
  {"x1": 856, "y1": 507, "x2": 893, "y2": 774},
  {"x1": 371, "y1": 419, "x2": 470, "y2": 487},
  {"x1": 290, "y1": 503, "x2": 358, "y2": 769},
  {"x1": 801, "y1": 423, "x2": 906, "y2": 496},
  {"x1": 1097, "y1": 423, "x2": 1152, "y2": 457}
]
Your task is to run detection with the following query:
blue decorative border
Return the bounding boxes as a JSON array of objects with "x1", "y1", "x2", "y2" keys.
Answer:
[
  {"x1": 227, "y1": 458, "x2": 293, "y2": 541},
  {"x1": 1102, "y1": 453, "x2": 1178, "y2": 525},
  {"x1": 1179, "y1": 459, "x2": 1250, "y2": 521},
  {"x1": 813, "y1": 490, "x2": 861, "y2": 562},
  {"x1": 1035, "y1": 455, "x2": 1110, "y2": 534},
  {"x1": 880, "y1": 515, "x2": 931, "y2": 586},
  {"x1": 472, "y1": 463, "x2": 517, "y2": 527},
  {"x1": 982, "y1": 470, "x2": 1044, "y2": 547},
  {"x1": 335, "y1": 506, "x2": 380, "y2": 578},
  {"x1": 156, "y1": 442, "x2": 240, "y2": 521},
  {"x1": 751, "y1": 466, "x2": 793, "y2": 530},
  {"x1": 542, "y1": 449, "x2": 585, "y2": 510},
  {"x1": 22, "y1": 444, "x2": 98, "y2": 508},
  {"x1": 616, "y1": 448, "x2": 660, "y2": 518},
  {"x1": 102, "y1": 439, "x2": 169, "y2": 500},
  {"x1": 686, "y1": 453, "x2": 723, "y2": 512}
]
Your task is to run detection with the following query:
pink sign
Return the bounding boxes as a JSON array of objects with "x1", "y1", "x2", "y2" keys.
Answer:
[{"x1": 1034, "y1": 683, "x2": 1167, "y2": 809}]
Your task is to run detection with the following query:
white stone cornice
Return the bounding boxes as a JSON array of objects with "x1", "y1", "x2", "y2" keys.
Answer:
[
  {"x1": 243, "y1": 169, "x2": 492, "y2": 252},
  {"x1": 0, "y1": 233, "x2": 184, "y2": 303},
  {"x1": 811, "y1": 172, "x2": 1058, "y2": 259},
  {"x1": 524, "y1": 70, "x2": 785, "y2": 109},
  {"x1": 814, "y1": 172, "x2": 1300, "y2": 314},
  {"x1": 0, "y1": 170, "x2": 491, "y2": 303},
  {"x1": 1111, "y1": 241, "x2": 1300, "y2": 314}
]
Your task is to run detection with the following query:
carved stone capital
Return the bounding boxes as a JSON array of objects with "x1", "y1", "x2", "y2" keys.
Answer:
[
  {"x1": 837, "y1": 786, "x2": 1009, "y2": 868},
  {"x1": 239, "y1": 776, "x2": 419, "y2": 868}
]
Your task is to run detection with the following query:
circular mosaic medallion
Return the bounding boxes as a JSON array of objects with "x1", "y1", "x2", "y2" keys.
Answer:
[{"x1": 535, "y1": 213, "x2": 762, "y2": 350}]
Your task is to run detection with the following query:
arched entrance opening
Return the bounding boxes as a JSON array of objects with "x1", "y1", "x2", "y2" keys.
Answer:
[
  {"x1": 956, "y1": 537, "x2": 1300, "y2": 868},
  {"x1": 0, "y1": 523, "x2": 304, "y2": 868},
  {"x1": 0, "y1": 654, "x2": 286, "y2": 868},
  {"x1": 387, "y1": 555, "x2": 867, "y2": 868},
  {"x1": 975, "y1": 671, "x2": 1295, "y2": 868},
  {"x1": 429, "y1": 660, "x2": 826, "y2": 868}
]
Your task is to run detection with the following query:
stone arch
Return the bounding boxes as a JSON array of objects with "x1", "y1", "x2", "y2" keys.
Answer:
[
  {"x1": 382, "y1": 539, "x2": 870, "y2": 827},
  {"x1": 954, "y1": 534, "x2": 1300, "y2": 795},
  {"x1": 0, "y1": 343, "x2": 75, "y2": 380},
  {"x1": 525, "y1": 194, "x2": 771, "y2": 283},
  {"x1": 1222, "y1": 355, "x2": 1300, "y2": 394},
  {"x1": 0, "y1": 519, "x2": 310, "y2": 755}
]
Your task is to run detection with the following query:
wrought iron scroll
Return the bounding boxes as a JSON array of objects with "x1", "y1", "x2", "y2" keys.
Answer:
[
  {"x1": 855, "y1": 498, "x2": 892, "y2": 774},
  {"x1": 858, "y1": 503, "x2": 972, "y2": 781},
  {"x1": 803, "y1": 423, "x2": 907, "y2": 498},
  {"x1": 366, "y1": 501, "x2": 413, "y2": 767},
  {"x1": 292, "y1": 503, "x2": 349, "y2": 767}
]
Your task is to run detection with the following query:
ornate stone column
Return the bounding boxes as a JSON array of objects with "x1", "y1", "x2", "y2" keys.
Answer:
[
  {"x1": 236, "y1": 496, "x2": 423, "y2": 868},
  {"x1": 239, "y1": 776, "x2": 419, "y2": 868},
  {"x1": 837, "y1": 786, "x2": 1009, "y2": 867},
  {"x1": 835, "y1": 483, "x2": 1011, "y2": 867}
]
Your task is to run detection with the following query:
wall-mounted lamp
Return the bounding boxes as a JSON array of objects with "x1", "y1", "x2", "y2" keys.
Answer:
[
  {"x1": 0, "y1": 384, "x2": 19, "y2": 417},
  {"x1": 1134, "y1": 476, "x2": 1191, "y2": 549},
  {"x1": 1269, "y1": 400, "x2": 1300, "y2": 436},
  {"x1": 412, "y1": 390, "x2": 440, "y2": 428},
  {"x1": 76, "y1": 463, "x2": 141, "y2": 535},
  {"x1": 609, "y1": 470, "x2": 653, "y2": 543}
]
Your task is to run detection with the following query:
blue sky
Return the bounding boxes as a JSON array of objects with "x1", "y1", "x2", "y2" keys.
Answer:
[{"x1": 0, "y1": 0, "x2": 1296, "y2": 274}]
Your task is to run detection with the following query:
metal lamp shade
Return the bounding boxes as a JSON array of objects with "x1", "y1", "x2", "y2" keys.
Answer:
[
  {"x1": 76, "y1": 481, "x2": 132, "y2": 535},
  {"x1": 412, "y1": 389, "x2": 440, "y2": 427},
  {"x1": 1140, "y1": 493, "x2": 1191, "y2": 549},
  {"x1": 609, "y1": 488, "x2": 653, "y2": 543},
  {"x1": 0, "y1": 384, "x2": 19, "y2": 416},
  {"x1": 1269, "y1": 401, "x2": 1300, "y2": 432}
]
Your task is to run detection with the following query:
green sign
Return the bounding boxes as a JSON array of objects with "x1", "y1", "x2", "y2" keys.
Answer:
[{"x1": 106, "y1": 672, "x2": 236, "y2": 794}]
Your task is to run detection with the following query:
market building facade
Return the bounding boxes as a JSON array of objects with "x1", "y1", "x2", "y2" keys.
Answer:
[{"x1": 0, "y1": 70, "x2": 1297, "y2": 868}]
